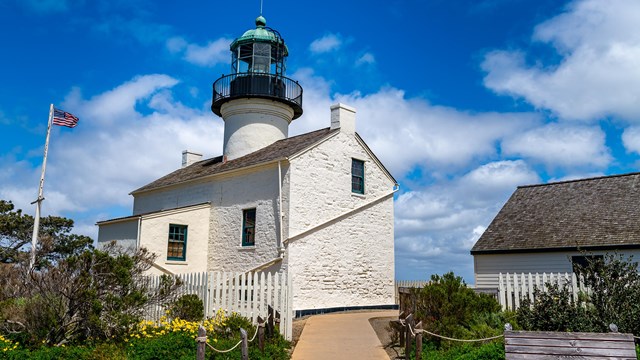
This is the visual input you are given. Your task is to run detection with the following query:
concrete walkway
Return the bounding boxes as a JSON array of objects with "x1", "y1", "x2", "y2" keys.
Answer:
[{"x1": 291, "y1": 310, "x2": 398, "y2": 360}]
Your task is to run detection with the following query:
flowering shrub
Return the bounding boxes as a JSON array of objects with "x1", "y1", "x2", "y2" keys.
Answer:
[
  {"x1": 128, "y1": 309, "x2": 227, "y2": 342},
  {"x1": 0, "y1": 335, "x2": 17, "y2": 353}
]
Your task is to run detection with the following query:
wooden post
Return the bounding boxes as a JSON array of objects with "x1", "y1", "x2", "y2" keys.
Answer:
[
  {"x1": 258, "y1": 315, "x2": 265, "y2": 352},
  {"x1": 415, "y1": 321, "x2": 423, "y2": 360},
  {"x1": 196, "y1": 325, "x2": 206, "y2": 360},
  {"x1": 399, "y1": 311, "x2": 406, "y2": 347},
  {"x1": 240, "y1": 328, "x2": 249, "y2": 360},
  {"x1": 267, "y1": 305, "x2": 275, "y2": 337},
  {"x1": 405, "y1": 313, "x2": 414, "y2": 359}
]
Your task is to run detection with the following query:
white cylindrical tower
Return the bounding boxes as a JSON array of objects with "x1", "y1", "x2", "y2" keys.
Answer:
[{"x1": 211, "y1": 16, "x2": 303, "y2": 161}]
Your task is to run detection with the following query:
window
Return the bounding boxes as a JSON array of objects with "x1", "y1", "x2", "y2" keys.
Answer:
[
  {"x1": 571, "y1": 255, "x2": 603, "y2": 273},
  {"x1": 167, "y1": 224, "x2": 187, "y2": 261},
  {"x1": 242, "y1": 209, "x2": 256, "y2": 246},
  {"x1": 351, "y1": 159, "x2": 365, "y2": 194}
]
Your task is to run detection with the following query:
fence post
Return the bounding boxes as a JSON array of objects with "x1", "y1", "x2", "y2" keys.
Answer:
[
  {"x1": 405, "y1": 313, "x2": 414, "y2": 359},
  {"x1": 196, "y1": 325, "x2": 206, "y2": 360},
  {"x1": 258, "y1": 315, "x2": 265, "y2": 352},
  {"x1": 415, "y1": 321, "x2": 423, "y2": 360},
  {"x1": 267, "y1": 305, "x2": 275, "y2": 337},
  {"x1": 399, "y1": 311, "x2": 406, "y2": 347},
  {"x1": 240, "y1": 328, "x2": 249, "y2": 360}
]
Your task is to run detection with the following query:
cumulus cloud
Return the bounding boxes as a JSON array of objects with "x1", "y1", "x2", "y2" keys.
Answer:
[
  {"x1": 482, "y1": 0, "x2": 640, "y2": 121},
  {"x1": 355, "y1": 52, "x2": 375, "y2": 66},
  {"x1": 166, "y1": 36, "x2": 232, "y2": 67},
  {"x1": 501, "y1": 123, "x2": 611, "y2": 168},
  {"x1": 394, "y1": 160, "x2": 540, "y2": 280},
  {"x1": 2, "y1": 74, "x2": 224, "y2": 239},
  {"x1": 309, "y1": 33, "x2": 343, "y2": 54},
  {"x1": 622, "y1": 126, "x2": 640, "y2": 154}
]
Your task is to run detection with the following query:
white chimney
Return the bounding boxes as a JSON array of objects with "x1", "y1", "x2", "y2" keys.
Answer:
[
  {"x1": 330, "y1": 103, "x2": 356, "y2": 134},
  {"x1": 181, "y1": 150, "x2": 202, "y2": 168}
]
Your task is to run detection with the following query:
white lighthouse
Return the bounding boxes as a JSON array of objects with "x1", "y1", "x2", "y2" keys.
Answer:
[{"x1": 211, "y1": 16, "x2": 303, "y2": 161}]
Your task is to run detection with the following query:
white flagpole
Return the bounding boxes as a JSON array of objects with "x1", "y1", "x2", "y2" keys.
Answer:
[{"x1": 30, "y1": 103, "x2": 54, "y2": 269}]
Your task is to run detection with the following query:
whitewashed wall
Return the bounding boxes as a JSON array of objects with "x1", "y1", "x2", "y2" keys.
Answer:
[
  {"x1": 133, "y1": 180, "x2": 214, "y2": 215},
  {"x1": 288, "y1": 198, "x2": 395, "y2": 310},
  {"x1": 474, "y1": 249, "x2": 640, "y2": 288},
  {"x1": 286, "y1": 131, "x2": 396, "y2": 311},
  {"x1": 287, "y1": 132, "x2": 394, "y2": 235},
  {"x1": 97, "y1": 218, "x2": 138, "y2": 250},
  {"x1": 207, "y1": 165, "x2": 284, "y2": 273},
  {"x1": 139, "y1": 203, "x2": 210, "y2": 274}
]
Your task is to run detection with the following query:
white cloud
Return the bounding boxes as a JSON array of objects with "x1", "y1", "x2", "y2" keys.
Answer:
[
  {"x1": 165, "y1": 37, "x2": 232, "y2": 67},
  {"x1": 355, "y1": 52, "x2": 375, "y2": 66},
  {"x1": 291, "y1": 73, "x2": 541, "y2": 177},
  {"x1": 184, "y1": 38, "x2": 231, "y2": 67},
  {"x1": 622, "y1": 126, "x2": 640, "y2": 154},
  {"x1": 482, "y1": 0, "x2": 640, "y2": 121},
  {"x1": 501, "y1": 123, "x2": 611, "y2": 168},
  {"x1": 393, "y1": 160, "x2": 540, "y2": 281},
  {"x1": 309, "y1": 34, "x2": 342, "y2": 54},
  {"x1": 2, "y1": 74, "x2": 223, "y2": 230}
]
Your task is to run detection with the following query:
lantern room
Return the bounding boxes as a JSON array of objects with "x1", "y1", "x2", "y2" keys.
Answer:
[{"x1": 211, "y1": 16, "x2": 303, "y2": 119}]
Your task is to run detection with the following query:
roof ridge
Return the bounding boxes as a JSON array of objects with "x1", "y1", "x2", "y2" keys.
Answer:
[{"x1": 518, "y1": 171, "x2": 640, "y2": 189}]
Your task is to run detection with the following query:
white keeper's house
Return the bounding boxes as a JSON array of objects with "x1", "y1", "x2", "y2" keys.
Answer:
[{"x1": 97, "y1": 16, "x2": 397, "y2": 315}]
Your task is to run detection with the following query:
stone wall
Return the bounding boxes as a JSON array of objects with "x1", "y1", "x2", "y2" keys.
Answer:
[
  {"x1": 286, "y1": 131, "x2": 396, "y2": 311},
  {"x1": 207, "y1": 164, "x2": 285, "y2": 272}
]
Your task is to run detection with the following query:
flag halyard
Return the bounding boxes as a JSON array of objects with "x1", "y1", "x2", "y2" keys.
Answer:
[{"x1": 53, "y1": 108, "x2": 79, "y2": 128}]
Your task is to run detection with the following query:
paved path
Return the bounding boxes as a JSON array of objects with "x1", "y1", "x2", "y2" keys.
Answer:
[{"x1": 291, "y1": 310, "x2": 398, "y2": 360}]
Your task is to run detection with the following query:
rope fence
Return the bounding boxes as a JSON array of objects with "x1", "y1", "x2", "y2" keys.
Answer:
[
  {"x1": 394, "y1": 313, "x2": 639, "y2": 360},
  {"x1": 196, "y1": 313, "x2": 271, "y2": 358}
]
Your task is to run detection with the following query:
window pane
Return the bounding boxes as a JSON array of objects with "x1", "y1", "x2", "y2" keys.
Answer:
[
  {"x1": 351, "y1": 159, "x2": 365, "y2": 194},
  {"x1": 242, "y1": 209, "x2": 256, "y2": 246},
  {"x1": 167, "y1": 224, "x2": 187, "y2": 260}
]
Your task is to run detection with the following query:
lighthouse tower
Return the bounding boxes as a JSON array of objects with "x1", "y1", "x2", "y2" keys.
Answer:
[{"x1": 211, "y1": 16, "x2": 303, "y2": 161}]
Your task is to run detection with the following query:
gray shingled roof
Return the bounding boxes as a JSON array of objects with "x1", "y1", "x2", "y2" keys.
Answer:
[
  {"x1": 132, "y1": 128, "x2": 335, "y2": 194},
  {"x1": 471, "y1": 172, "x2": 640, "y2": 254}
]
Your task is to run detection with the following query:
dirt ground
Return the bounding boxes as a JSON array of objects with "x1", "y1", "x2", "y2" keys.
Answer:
[
  {"x1": 290, "y1": 314, "x2": 401, "y2": 359},
  {"x1": 369, "y1": 316, "x2": 403, "y2": 360}
]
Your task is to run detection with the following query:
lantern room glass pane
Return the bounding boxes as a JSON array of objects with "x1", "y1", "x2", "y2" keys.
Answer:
[{"x1": 252, "y1": 43, "x2": 271, "y2": 73}]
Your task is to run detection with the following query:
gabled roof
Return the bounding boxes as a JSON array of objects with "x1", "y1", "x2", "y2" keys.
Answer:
[
  {"x1": 471, "y1": 172, "x2": 640, "y2": 254},
  {"x1": 132, "y1": 128, "x2": 335, "y2": 194}
]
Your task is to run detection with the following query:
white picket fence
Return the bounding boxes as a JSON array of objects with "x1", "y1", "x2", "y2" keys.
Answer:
[
  {"x1": 395, "y1": 280, "x2": 429, "y2": 304},
  {"x1": 145, "y1": 271, "x2": 293, "y2": 340},
  {"x1": 498, "y1": 272, "x2": 589, "y2": 311}
]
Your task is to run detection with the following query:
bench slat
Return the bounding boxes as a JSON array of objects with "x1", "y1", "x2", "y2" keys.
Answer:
[
  {"x1": 506, "y1": 344, "x2": 637, "y2": 357},
  {"x1": 505, "y1": 330, "x2": 637, "y2": 360},
  {"x1": 506, "y1": 337, "x2": 636, "y2": 350},
  {"x1": 507, "y1": 353, "x2": 636, "y2": 360}
]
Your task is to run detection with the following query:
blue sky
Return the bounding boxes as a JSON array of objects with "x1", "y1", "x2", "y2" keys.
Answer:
[{"x1": 2, "y1": 0, "x2": 640, "y2": 283}]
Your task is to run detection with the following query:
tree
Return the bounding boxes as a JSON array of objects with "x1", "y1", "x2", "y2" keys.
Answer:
[
  {"x1": 1, "y1": 243, "x2": 181, "y2": 347},
  {"x1": 0, "y1": 200, "x2": 93, "y2": 266},
  {"x1": 517, "y1": 253, "x2": 640, "y2": 335}
]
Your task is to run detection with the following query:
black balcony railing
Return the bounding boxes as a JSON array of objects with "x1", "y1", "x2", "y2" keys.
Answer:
[{"x1": 211, "y1": 73, "x2": 303, "y2": 119}]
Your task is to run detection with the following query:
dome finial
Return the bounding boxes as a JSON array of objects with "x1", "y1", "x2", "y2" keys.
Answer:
[{"x1": 256, "y1": 15, "x2": 266, "y2": 27}]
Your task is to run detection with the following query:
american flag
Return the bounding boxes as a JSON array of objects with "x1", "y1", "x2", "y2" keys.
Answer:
[{"x1": 53, "y1": 108, "x2": 79, "y2": 128}]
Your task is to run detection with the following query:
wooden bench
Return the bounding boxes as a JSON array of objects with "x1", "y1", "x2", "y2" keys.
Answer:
[{"x1": 505, "y1": 330, "x2": 637, "y2": 359}]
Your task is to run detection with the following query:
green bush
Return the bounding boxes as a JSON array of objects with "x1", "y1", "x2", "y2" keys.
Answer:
[
  {"x1": 169, "y1": 294, "x2": 204, "y2": 322},
  {"x1": 517, "y1": 253, "x2": 640, "y2": 335},
  {"x1": 414, "y1": 340, "x2": 504, "y2": 360},
  {"x1": 414, "y1": 272, "x2": 502, "y2": 348}
]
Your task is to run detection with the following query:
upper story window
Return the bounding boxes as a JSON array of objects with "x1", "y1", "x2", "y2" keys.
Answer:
[
  {"x1": 351, "y1": 159, "x2": 365, "y2": 194},
  {"x1": 167, "y1": 224, "x2": 188, "y2": 261},
  {"x1": 242, "y1": 208, "x2": 256, "y2": 246}
]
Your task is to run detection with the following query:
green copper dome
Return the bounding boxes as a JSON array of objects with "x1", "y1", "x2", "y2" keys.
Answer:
[{"x1": 230, "y1": 16, "x2": 288, "y2": 56}]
